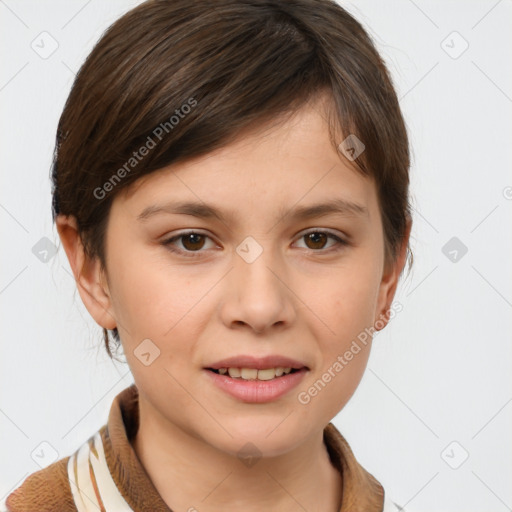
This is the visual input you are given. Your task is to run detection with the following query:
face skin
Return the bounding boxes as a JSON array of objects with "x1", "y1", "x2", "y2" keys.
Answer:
[{"x1": 57, "y1": 93, "x2": 411, "y2": 512}]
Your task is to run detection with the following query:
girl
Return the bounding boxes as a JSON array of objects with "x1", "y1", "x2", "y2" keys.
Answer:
[{"x1": 4, "y1": 0, "x2": 413, "y2": 510}]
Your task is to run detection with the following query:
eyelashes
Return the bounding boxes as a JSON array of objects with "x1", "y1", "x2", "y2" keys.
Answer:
[{"x1": 161, "y1": 229, "x2": 348, "y2": 258}]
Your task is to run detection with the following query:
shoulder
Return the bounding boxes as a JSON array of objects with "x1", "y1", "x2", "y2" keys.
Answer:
[{"x1": 2, "y1": 455, "x2": 77, "y2": 512}]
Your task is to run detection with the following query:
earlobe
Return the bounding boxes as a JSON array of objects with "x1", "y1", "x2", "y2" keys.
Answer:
[{"x1": 55, "y1": 214, "x2": 117, "y2": 330}]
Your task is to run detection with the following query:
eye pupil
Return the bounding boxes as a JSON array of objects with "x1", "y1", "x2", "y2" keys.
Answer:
[
  {"x1": 182, "y1": 233, "x2": 205, "y2": 250},
  {"x1": 305, "y1": 232, "x2": 327, "y2": 249}
]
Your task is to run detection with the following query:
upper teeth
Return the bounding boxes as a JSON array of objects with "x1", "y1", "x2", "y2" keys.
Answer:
[{"x1": 218, "y1": 367, "x2": 293, "y2": 380}]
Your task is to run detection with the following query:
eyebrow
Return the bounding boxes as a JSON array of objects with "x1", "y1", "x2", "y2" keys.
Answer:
[{"x1": 136, "y1": 197, "x2": 368, "y2": 223}]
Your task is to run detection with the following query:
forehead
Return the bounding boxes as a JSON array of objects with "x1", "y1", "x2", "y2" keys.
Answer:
[{"x1": 115, "y1": 98, "x2": 378, "y2": 224}]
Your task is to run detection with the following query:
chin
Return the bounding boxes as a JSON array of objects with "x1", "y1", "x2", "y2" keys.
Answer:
[{"x1": 203, "y1": 421, "x2": 308, "y2": 459}]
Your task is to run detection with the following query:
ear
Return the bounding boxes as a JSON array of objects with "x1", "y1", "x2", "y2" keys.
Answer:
[
  {"x1": 55, "y1": 214, "x2": 117, "y2": 330},
  {"x1": 373, "y1": 214, "x2": 412, "y2": 331}
]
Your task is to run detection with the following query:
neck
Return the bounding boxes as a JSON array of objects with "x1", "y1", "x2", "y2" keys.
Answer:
[{"x1": 131, "y1": 398, "x2": 343, "y2": 512}]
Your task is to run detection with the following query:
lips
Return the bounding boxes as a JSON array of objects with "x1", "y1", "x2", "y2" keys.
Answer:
[
  {"x1": 204, "y1": 366, "x2": 308, "y2": 402},
  {"x1": 205, "y1": 354, "x2": 309, "y2": 371}
]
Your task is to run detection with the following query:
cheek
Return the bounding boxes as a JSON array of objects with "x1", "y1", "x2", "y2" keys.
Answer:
[
  {"x1": 296, "y1": 320, "x2": 373, "y2": 428},
  {"x1": 107, "y1": 248, "x2": 189, "y2": 327},
  {"x1": 110, "y1": 259, "x2": 204, "y2": 386},
  {"x1": 311, "y1": 263, "x2": 379, "y2": 341},
  {"x1": 303, "y1": 263, "x2": 378, "y2": 400}
]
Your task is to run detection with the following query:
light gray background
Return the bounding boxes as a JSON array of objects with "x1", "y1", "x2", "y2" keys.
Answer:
[{"x1": 1, "y1": 1, "x2": 511, "y2": 511}]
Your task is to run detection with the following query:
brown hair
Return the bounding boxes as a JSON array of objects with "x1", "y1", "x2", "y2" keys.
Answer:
[{"x1": 51, "y1": 0, "x2": 413, "y2": 360}]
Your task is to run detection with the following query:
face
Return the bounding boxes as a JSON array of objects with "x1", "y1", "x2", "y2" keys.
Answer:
[{"x1": 86, "y1": 96, "x2": 404, "y2": 458}]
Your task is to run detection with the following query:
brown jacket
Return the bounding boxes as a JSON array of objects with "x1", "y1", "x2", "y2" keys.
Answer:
[{"x1": 3, "y1": 384, "x2": 401, "y2": 512}]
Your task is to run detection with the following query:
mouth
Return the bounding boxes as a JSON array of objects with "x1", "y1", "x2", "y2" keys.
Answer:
[
  {"x1": 206, "y1": 367, "x2": 304, "y2": 381},
  {"x1": 203, "y1": 366, "x2": 308, "y2": 402}
]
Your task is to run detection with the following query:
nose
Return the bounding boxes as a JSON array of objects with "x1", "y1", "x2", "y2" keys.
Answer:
[{"x1": 219, "y1": 241, "x2": 295, "y2": 334}]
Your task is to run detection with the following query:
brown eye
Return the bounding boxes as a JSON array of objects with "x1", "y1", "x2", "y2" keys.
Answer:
[
  {"x1": 304, "y1": 232, "x2": 329, "y2": 250},
  {"x1": 162, "y1": 231, "x2": 216, "y2": 257},
  {"x1": 295, "y1": 230, "x2": 347, "y2": 253},
  {"x1": 180, "y1": 233, "x2": 206, "y2": 251}
]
